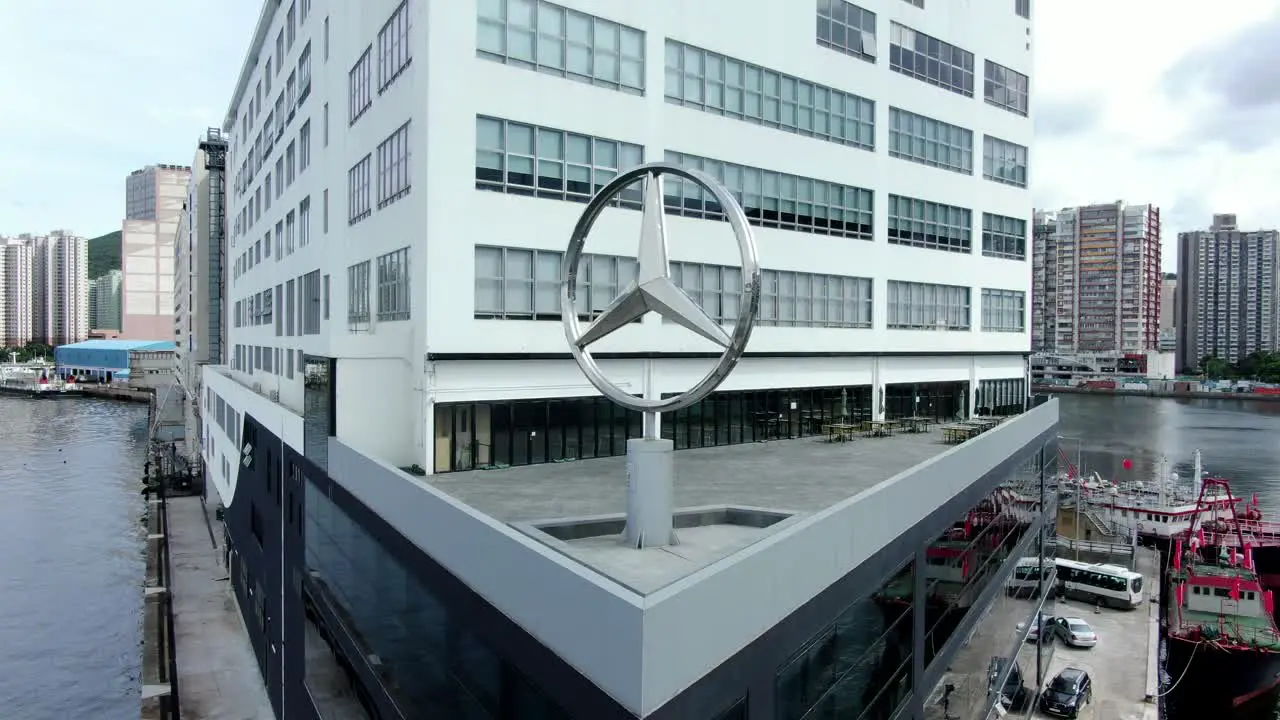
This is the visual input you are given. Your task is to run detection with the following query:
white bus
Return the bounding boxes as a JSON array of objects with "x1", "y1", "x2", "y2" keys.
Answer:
[
  {"x1": 1006, "y1": 557, "x2": 1054, "y2": 598},
  {"x1": 1053, "y1": 558, "x2": 1144, "y2": 609}
]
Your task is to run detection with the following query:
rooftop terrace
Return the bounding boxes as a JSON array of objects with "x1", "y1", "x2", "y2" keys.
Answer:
[{"x1": 429, "y1": 427, "x2": 959, "y2": 593}]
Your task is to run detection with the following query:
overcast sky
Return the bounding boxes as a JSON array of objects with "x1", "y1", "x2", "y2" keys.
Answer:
[{"x1": 3, "y1": 0, "x2": 1278, "y2": 272}]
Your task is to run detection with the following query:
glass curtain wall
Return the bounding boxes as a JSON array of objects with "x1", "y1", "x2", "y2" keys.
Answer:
[
  {"x1": 882, "y1": 381, "x2": 969, "y2": 421},
  {"x1": 433, "y1": 385, "x2": 873, "y2": 473},
  {"x1": 976, "y1": 377, "x2": 1027, "y2": 416}
]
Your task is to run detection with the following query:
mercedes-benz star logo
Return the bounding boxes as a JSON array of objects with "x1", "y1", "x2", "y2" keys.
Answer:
[{"x1": 561, "y1": 162, "x2": 762, "y2": 414}]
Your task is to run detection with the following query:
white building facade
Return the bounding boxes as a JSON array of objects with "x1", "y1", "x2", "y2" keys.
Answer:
[
  {"x1": 204, "y1": 2, "x2": 1046, "y2": 718},
  {"x1": 209, "y1": 0, "x2": 1033, "y2": 484}
]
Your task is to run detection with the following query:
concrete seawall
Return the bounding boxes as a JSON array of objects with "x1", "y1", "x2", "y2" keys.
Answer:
[{"x1": 1034, "y1": 385, "x2": 1280, "y2": 403}]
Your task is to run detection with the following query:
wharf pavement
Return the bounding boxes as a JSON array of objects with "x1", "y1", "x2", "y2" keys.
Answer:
[
  {"x1": 1029, "y1": 546, "x2": 1161, "y2": 720},
  {"x1": 166, "y1": 495, "x2": 274, "y2": 720}
]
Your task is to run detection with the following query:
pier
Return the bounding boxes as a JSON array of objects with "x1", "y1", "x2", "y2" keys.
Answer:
[{"x1": 1030, "y1": 547, "x2": 1161, "y2": 720}]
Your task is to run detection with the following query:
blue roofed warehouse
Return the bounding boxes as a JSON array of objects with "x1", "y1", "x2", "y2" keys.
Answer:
[{"x1": 55, "y1": 339, "x2": 177, "y2": 382}]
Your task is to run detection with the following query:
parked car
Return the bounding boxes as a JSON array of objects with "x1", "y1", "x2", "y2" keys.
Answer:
[
  {"x1": 1016, "y1": 612, "x2": 1056, "y2": 644},
  {"x1": 1039, "y1": 667, "x2": 1093, "y2": 718},
  {"x1": 1051, "y1": 617, "x2": 1098, "y2": 648},
  {"x1": 987, "y1": 656, "x2": 1031, "y2": 712}
]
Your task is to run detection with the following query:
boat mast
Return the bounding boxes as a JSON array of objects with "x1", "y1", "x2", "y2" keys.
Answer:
[
  {"x1": 1157, "y1": 455, "x2": 1167, "y2": 508},
  {"x1": 1193, "y1": 449, "x2": 1203, "y2": 501}
]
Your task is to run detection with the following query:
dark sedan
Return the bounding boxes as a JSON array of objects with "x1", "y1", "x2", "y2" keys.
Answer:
[{"x1": 1039, "y1": 667, "x2": 1092, "y2": 718}]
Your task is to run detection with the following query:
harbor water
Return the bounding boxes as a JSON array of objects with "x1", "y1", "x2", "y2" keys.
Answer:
[
  {"x1": 1058, "y1": 393, "x2": 1280, "y2": 719},
  {"x1": 2, "y1": 391, "x2": 1279, "y2": 718},
  {"x1": 0, "y1": 395, "x2": 148, "y2": 719}
]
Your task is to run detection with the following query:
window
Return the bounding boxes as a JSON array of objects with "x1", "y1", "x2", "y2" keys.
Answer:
[
  {"x1": 299, "y1": 121, "x2": 311, "y2": 172},
  {"x1": 286, "y1": 141, "x2": 297, "y2": 185},
  {"x1": 887, "y1": 280, "x2": 970, "y2": 330},
  {"x1": 475, "y1": 116, "x2": 643, "y2": 208},
  {"x1": 301, "y1": 0, "x2": 311, "y2": 22},
  {"x1": 749, "y1": 268, "x2": 873, "y2": 328},
  {"x1": 322, "y1": 274, "x2": 330, "y2": 319},
  {"x1": 286, "y1": 210, "x2": 296, "y2": 255},
  {"x1": 263, "y1": 287, "x2": 275, "y2": 326},
  {"x1": 1016, "y1": 0, "x2": 1031, "y2": 19},
  {"x1": 275, "y1": 157, "x2": 284, "y2": 197},
  {"x1": 299, "y1": 197, "x2": 311, "y2": 248},
  {"x1": 263, "y1": 172, "x2": 273, "y2": 211},
  {"x1": 287, "y1": 2, "x2": 297, "y2": 48},
  {"x1": 474, "y1": 245, "x2": 635, "y2": 320},
  {"x1": 985, "y1": 59, "x2": 1029, "y2": 116},
  {"x1": 887, "y1": 194, "x2": 972, "y2": 254},
  {"x1": 983, "y1": 135, "x2": 1028, "y2": 188},
  {"x1": 889, "y1": 22, "x2": 974, "y2": 97},
  {"x1": 302, "y1": 270, "x2": 322, "y2": 334},
  {"x1": 376, "y1": 247, "x2": 411, "y2": 321},
  {"x1": 322, "y1": 102, "x2": 329, "y2": 147},
  {"x1": 324, "y1": 16, "x2": 330, "y2": 60},
  {"x1": 275, "y1": 285, "x2": 283, "y2": 336},
  {"x1": 664, "y1": 150, "x2": 873, "y2": 241},
  {"x1": 322, "y1": 188, "x2": 329, "y2": 233},
  {"x1": 901, "y1": 0, "x2": 924, "y2": 6},
  {"x1": 477, "y1": 0, "x2": 645, "y2": 94},
  {"x1": 983, "y1": 288, "x2": 1026, "y2": 332},
  {"x1": 298, "y1": 43, "x2": 312, "y2": 101},
  {"x1": 347, "y1": 261, "x2": 371, "y2": 327},
  {"x1": 287, "y1": 70, "x2": 297, "y2": 115},
  {"x1": 816, "y1": 0, "x2": 877, "y2": 63},
  {"x1": 287, "y1": 279, "x2": 297, "y2": 335},
  {"x1": 276, "y1": 30, "x2": 284, "y2": 73},
  {"x1": 888, "y1": 107, "x2": 973, "y2": 175},
  {"x1": 349, "y1": 46, "x2": 373, "y2": 123},
  {"x1": 377, "y1": 121, "x2": 412, "y2": 207},
  {"x1": 665, "y1": 40, "x2": 876, "y2": 151},
  {"x1": 348, "y1": 154, "x2": 373, "y2": 223},
  {"x1": 378, "y1": 0, "x2": 412, "y2": 90},
  {"x1": 982, "y1": 213, "x2": 1027, "y2": 260}
]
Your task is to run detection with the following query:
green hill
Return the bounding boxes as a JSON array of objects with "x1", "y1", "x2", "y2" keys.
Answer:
[{"x1": 87, "y1": 231, "x2": 121, "y2": 279}]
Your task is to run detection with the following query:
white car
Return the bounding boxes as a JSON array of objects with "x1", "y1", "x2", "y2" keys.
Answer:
[
  {"x1": 1016, "y1": 612, "x2": 1056, "y2": 643},
  {"x1": 1052, "y1": 617, "x2": 1098, "y2": 648}
]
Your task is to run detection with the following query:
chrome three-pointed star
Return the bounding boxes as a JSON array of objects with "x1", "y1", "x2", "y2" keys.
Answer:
[{"x1": 572, "y1": 172, "x2": 732, "y2": 351}]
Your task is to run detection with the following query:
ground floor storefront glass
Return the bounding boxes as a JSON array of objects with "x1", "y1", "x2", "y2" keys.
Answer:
[
  {"x1": 976, "y1": 378, "x2": 1028, "y2": 417},
  {"x1": 882, "y1": 382, "x2": 970, "y2": 421},
  {"x1": 432, "y1": 384, "x2": 875, "y2": 473}
]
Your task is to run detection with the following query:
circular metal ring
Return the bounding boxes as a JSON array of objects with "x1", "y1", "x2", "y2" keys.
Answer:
[{"x1": 561, "y1": 162, "x2": 761, "y2": 413}]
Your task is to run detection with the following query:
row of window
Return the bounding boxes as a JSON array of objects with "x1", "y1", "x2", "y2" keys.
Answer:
[
  {"x1": 474, "y1": 246, "x2": 1024, "y2": 333},
  {"x1": 346, "y1": 118, "x2": 413, "y2": 225},
  {"x1": 346, "y1": 247, "x2": 413, "y2": 328},
  {"x1": 350, "y1": 0, "x2": 412, "y2": 125},
  {"x1": 474, "y1": 0, "x2": 1031, "y2": 123},
  {"x1": 478, "y1": 0, "x2": 646, "y2": 94},
  {"x1": 234, "y1": 196, "x2": 315, "y2": 281},
  {"x1": 473, "y1": 116, "x2": 1029, "y2": 260},
  {"x1": 232, "y1": 342, "x2": 309, "y2": 380},
  {"x1": 234, "y1": 269, "x2": 326, "y2": 337}
]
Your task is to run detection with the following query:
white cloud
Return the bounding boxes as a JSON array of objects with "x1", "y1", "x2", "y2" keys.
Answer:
[{"x1": 1034, "y1": 0, "x2": 1280, "y2": 269}]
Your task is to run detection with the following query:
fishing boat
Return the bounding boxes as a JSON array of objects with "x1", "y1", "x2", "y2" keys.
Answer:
[
  {"x1": 1166, "y1": 476, "x2": 1280, "y2": 708},
  {"x1": 1062, "y1": 450, "x2": 1256, "y2": 543},
  {"x1": 0, "y1": 365, "x2": 83, "y2": 397}
]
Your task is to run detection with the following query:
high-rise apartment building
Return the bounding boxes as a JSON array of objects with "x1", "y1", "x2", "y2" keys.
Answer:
[
  {"x1": 121, "y1": 164, "x2": 191, "y2": 340},
  {"x1": 203, "y1": 2, "x2": 1057, "y2": 718},
  {"x1": 91, "y1": 269, "x2": 123, "y2": 330},
  {"x1": 1176, "y1": 214, "x2": 1280, "y2": 372},
  {"x1": 0, "y1": 232, "x2": 89, "y2": 346},
  {"x1": 30, "y1": 230, "x2": 90, "y2": 346},
  {"x1": 1030, "y1": 210, "x2": 1056, "y2": 351},
  {"x1": 1159, "y1": 273, "x2": 1177, "y2": 352},
  {"x1": 1032, "y1": 202, "x2": 1161, "y2": 353},
  {"x1": 175, "y1": 129, "x2": 230, "y2": 462},
  {"x1": 0, "y1": 237, "x2": 35, "y2": 346}
]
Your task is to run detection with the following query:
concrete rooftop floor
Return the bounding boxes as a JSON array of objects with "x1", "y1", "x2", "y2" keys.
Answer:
[{"x1": 429, "y1": 427, "x2": 954, "y2": 522}]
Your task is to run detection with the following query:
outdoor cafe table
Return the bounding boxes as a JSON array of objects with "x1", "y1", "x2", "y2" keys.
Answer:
[{"x1": 821, "y1": 423, "x2": 859, "y2": 442}]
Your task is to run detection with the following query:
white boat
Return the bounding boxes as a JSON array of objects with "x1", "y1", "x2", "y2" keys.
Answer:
[{"x1": 0, "y1": 364, "x2": 84, "y2": 397}]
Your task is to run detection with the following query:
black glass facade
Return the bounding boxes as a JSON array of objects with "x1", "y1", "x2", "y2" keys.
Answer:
[
  {"x1": 775, "y1": 560, "x2": 915, "y2": 719},
  {"x1": 976, "y1": 377, "x2": 1027, "y2": 417},
  {"x1": 883, "y1": 381, "x2": 969, "y2": 420},
  {"x1": 303, "y1": 477, "x2": 572, "y2": 719},
  {"x1": 432, "y1": 384, "x2": 875, "y2": 473}
]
